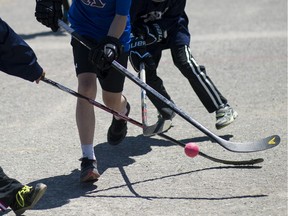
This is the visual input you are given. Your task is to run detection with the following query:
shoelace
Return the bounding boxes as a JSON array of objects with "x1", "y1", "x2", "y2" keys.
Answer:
[
  {"x1": 216, "y1": 107, "x2": 231, "y2": 118},
  {"x1": 16, "y1": 186, "x2": 32, "y2": 207}
]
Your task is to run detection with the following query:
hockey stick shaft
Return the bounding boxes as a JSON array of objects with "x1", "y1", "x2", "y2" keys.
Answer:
[
  {"x1": 139, "y1": 64, "x2": 172, "y2": 136},
  {"x1": 57, "y1": 20, "x2": 280, "y2": 153},
  {"x1": 139, "y1": 64, "x2": 148, "y2": 126}
]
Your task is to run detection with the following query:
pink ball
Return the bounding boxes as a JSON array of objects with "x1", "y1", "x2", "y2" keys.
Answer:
[{"x1": 184, "y1": 143, "x2": 200, "y2": 158}]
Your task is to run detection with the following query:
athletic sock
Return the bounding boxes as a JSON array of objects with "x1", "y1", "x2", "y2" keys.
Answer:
[{"x1": 81, "y1": 144, "x2": 96, "y2": 160}]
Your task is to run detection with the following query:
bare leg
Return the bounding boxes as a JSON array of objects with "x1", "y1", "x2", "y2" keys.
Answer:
[
  {"x1": 76, "y1": 73, "x2": 97, "y2": 145},
  {"x1": 102, "y1": 90, "x2": 127, "y2": 114},
  {"x1": 76, "y1": 73, "x2": 100, "y2": 182}
]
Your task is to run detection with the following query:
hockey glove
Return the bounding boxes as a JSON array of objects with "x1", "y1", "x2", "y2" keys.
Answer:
[
  {"x1": 35, "y1": 0, "x2": 63, "y2": 32},
  {"x1": 135, "y1": 23, "x2": 167, "y2": 45},
  {"x1": 129, "y1": 36, "x2": 156, "y2": 72},
  {"x1": 88, "y1": 36, "x2": 123, "y2": 72}
]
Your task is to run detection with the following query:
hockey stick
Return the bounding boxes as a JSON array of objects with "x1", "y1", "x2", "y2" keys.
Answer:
[
  {"x1": 139, "y1": 64, "x2": 263, "y2": 165},
  {"x1": 139, "y1": 63, "x2": 172, "y2": 136},
  {"x1": 111, "y1": 61, "x2": 281, "y2": 153},
  {"x1": 57, "y1": 20, "x2": 281, "y2": 153},
  {"x1": 41, "y1": 77, "x2": 263, "y2": 165}
]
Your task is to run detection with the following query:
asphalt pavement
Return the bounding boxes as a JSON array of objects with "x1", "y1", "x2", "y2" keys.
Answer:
[{"x1": 0, "y1": 0, "x2": 287, "y2": 215}]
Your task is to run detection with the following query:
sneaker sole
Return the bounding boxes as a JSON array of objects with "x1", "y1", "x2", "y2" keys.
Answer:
[
  {"x1": 216, "y1": 111, "x2": 238, "y2": 130},
  {"x1": 14, "y1": 183, "x2": 47, "y2": 215},
  {"x1": 80, "y1": 170, "x2": 100, "y2": 183}
]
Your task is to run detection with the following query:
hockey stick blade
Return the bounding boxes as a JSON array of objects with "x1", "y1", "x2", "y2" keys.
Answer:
[
  {"x1": 215, "y1": 135, "x2": 280, "y2": 153},
  {"x1": 57, "y1": 20, "x2": 281, "y2": 153},
  {"x1": 158, "y1": 133, "x2": 264, "y2": 165},
  {"x1": 143, "y1": 118, "x2": 172, "y2": 136},
  {"x1": 139, "y1": 63, "x2": 173, "y2": 136}
]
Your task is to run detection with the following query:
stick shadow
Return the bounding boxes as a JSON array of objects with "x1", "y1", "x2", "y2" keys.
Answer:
[
  {"x1": 19, "y1": 29, "x2": 67, "y2": 40},
  {"x1": 87, "y1": 165, "x2": 266, "y2": 201},
  {"x1": 94, "y1": 134, "x2": 233, "y2": 174},
  {"x1": 19, "y1": 134, "x2": 263, "y2": 212}
]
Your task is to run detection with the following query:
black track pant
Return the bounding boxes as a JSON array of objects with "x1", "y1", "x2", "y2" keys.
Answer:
[
  {"x1": 0, "y1": 166, "x2": 23, "y2": 209},
  {"x1": 146, "y1": 45, "x2": 228, "y2": 116}
]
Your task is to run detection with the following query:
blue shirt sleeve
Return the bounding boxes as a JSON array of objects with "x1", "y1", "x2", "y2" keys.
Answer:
[
  {"x1": 116, "y1": 0, "x2": 131, "y2": 16},
  {"x1": 0, "y1": 18, "x2": 43, "y2": 82}
]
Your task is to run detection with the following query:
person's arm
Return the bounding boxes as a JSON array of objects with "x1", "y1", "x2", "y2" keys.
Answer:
[
  {"x1": 108, "y1": 14, "x2": 127, "y2": 39},
  {"x1": 0, "y1": 18, "x2": 44, "y2": 82},
  {"x1": 35, "y1": 0, "x2": 63, "y2": 32},
  {"x1": 88, "y1": 0, "x2": 132, "y2": 71},
  {"x1": 88, "y1": 14, "x2": 128, "y2": 71}
]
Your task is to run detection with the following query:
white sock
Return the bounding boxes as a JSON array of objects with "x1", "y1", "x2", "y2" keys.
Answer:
[{"x1": 81, "y1": 144, "x2": 96, "y2": 160}]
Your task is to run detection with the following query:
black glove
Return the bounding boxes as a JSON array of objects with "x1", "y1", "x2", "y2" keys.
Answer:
[
  {"x1": 35, "y1": 0, "x2": 63, "y2": 32},
  {"x1": 129, "y1": 36, "x2": 156, "y2": 72},
  {"x1": 88, "y1": 36, "x2": 123, "y2": 72},
  {"x1": 133, "y1": 23, "x2": 167, "y2": 45}
]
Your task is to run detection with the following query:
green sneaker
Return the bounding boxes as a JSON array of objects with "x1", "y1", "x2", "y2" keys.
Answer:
[
  {"x1": 215, "y1": 105, "x2": 238, "y2": 130},
  {"x1": 11, "y1": 183, "x2": 47, "y2": 215}
]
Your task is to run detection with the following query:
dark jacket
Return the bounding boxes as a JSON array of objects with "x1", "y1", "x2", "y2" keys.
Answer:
[{"x1": 0, "y1": 18, "x2": 42, "y2": 81}]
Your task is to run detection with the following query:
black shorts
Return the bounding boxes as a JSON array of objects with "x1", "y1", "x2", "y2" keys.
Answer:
[{"x1": 71, "y1": 37, "x2": 128, "y2": 93}]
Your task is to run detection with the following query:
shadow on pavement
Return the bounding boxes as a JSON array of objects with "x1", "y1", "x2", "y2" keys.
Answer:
[
  {"x1": 22, "y1": 134, "x2": 264, "y2": 212},
  {"x1": 94, "y1": 134, "x2": 233, "y2": 174},
  {"x1": 87, "y1": 166, "x2": 266, "y2": 201},
  {"x1": 26, "y1": 169, "x2": 97, "y2": 211},
  {"x1": 19, "y1": 29, "x2": 67, "y2": 40}
]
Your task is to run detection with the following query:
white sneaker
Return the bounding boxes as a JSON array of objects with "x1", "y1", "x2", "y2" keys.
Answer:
[{"x1": 215, "y1": 105, "x2": 238, "y2": 130}]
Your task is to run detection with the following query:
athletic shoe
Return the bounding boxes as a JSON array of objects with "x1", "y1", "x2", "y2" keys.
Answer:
[
  {"x1": 107, "y1": 102, "x2": 130, "y2": 145},
  {"x1": 215, "y1": 105, "x2": 238, "y2": 129},
  {"x1": 80, "y1": 157, "x2": 100, "y2": 183},
  {"x1": 11, "y1": 183, "x2": 47, "y2": 215}
]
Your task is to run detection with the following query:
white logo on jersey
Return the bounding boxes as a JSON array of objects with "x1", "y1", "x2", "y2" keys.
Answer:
[
  {"x1": 81, "y1": 0, "x2": 106, "y2": 8},
  {"x1": 141, "y1": 7, "x2": 169, "y2": 23}
]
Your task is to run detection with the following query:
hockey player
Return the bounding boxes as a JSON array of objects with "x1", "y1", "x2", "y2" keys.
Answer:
[
  {"x1": 129, "y1": 0, "x2": 238, "y2": 129},
  {"x1": 0, "y1": 17, "x2": 46, "y2": 215},
  {"x1": 35, "y1": 0, "x2": 132, "y2": 182}
]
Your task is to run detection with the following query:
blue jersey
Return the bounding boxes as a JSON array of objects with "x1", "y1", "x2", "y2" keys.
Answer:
[
  {"x1": 69, "y1": 0, "x2": 132, "y2": 52},
  {"x1": 0, "y1": 18, "x2": 42, "y2": 81}
]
